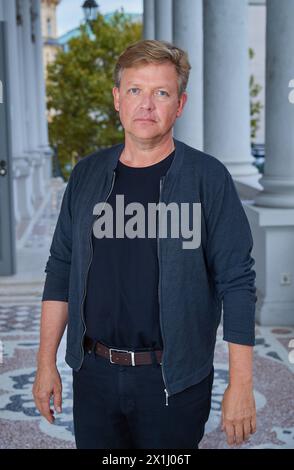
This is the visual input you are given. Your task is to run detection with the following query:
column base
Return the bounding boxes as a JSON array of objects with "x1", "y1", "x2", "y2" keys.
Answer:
[
  {"x1": 234, "y1": 174, "x2": 263, "y2": 201},
  {"x1": 12, "y1": 156, "x2": 35, "y2": 221},
  {"x1": 38, "y1": 145, "x2": 53, "y2": 186},
  {"x1": 254, "y1": 176, "x2": 294, "y2": 208},
  {"x1": 226, "y1": 161, "x2": 260, "y2": 178},
  {"x1": 29, "y1": 151, "x2": 47, "y2": 203},
  {"x1": 244, "y1": 204, "x2": 294, "y2": 326},
  {"x1": 256, "y1": 293, "x2": 294, "y2": 325},
  {"x1": 223, "y1": 162, "x2": 263, "y2": 193}
]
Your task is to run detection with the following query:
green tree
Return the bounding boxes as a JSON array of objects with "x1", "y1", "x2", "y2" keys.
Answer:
[
  {"x1": 47, "y1": 11, "x2": 142, "y2": 180},
  {"x1": 249, "y1": 47, "x2": 263, "y2": 141}
]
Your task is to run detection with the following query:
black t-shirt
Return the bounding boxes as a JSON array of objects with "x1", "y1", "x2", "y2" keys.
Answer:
[{"x1": 84, "y1": 150, "x2": 175, "y2": 351}]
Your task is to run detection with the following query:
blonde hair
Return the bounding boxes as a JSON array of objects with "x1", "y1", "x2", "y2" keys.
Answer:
[{"x1": 114, "y1": 39, "x2": 191, "y2": 96}]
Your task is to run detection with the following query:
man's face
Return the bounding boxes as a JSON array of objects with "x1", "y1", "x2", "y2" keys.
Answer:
[{"x1": 112, "y1": 62, "x2": 187, "y2": 143}]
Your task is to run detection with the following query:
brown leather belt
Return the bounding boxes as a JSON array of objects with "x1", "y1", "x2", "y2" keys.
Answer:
[{"x1": 84, "y1": 336, "x2": 163, "y2": 366}]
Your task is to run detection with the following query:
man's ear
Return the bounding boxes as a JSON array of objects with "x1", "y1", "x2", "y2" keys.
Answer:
[
  {"x1": 176, "y1": 92, "x2": 188, "y2": 118},
  {"x1": 112, "y1": 87, "x2": 120, "y2": 112}
]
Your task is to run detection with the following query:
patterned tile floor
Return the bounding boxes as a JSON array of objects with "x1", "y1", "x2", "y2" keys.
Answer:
[{"x1": 0, "y1": 303, "x2": 293, "y2": 449}]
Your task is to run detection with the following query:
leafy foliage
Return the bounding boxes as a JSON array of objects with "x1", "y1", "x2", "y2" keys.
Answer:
[
  {"x1": 47, "y1": 11, "x2": 142, "y2": 180},
  {"x1": 249, "y1": 47, "x2": 263, "y2": 141}
]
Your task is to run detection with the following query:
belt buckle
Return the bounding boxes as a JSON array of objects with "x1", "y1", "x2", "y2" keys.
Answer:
[{"x1": 109, "y1": 348, "x2": 135, "y2": 366}]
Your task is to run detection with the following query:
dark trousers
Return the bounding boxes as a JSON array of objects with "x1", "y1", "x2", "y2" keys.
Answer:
[{"x1": 72, "y1": 346, "x2": 214, "y2": 449}]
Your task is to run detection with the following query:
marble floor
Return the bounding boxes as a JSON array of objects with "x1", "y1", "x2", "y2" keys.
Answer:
[{"x1": 0, "y1": 304, "x2": 293, "y2": 449}]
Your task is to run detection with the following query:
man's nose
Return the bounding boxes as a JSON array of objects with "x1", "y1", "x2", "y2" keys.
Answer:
[{"x1": 139, "y1": 93, "x2": 156, "y2": 110}]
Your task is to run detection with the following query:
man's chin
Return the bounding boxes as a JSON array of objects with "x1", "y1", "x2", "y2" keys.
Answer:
[{"x1": 127, "y1": 128, "x2": 162, "y2": 141}]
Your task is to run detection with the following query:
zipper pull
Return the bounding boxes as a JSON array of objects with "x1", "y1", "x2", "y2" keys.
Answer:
[{"x1": 164, "y1": 388, "x2": 169, "y2": 406}]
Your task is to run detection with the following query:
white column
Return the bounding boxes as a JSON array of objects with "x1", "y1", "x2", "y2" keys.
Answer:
[
  {"x1": 203, "y1": 0, "x2": 259, "y2": 186},
  {"x1": 21, "y1": 0, "x2": 45, "y2": 202},
  {"x1": 4, "y1": 0, "x2": 24, "y2": 158},
  {"x1": 22, "y1": 0, "x2": 39, "y2": 152},
  {"x1": 0, "y1": 0, "x2": 4, "y2": 20},
  {"x1": 254, "y1": 0, "x2": 294, "y2": 208},
  {"x1": 33, "y1": 0, "x2": 52, "y2": 184},
  {"x1": 155, "y1": 0, "x2": 172, "y2": 42},
  {"x1": 12, "y1": 161, "x2": 34, "y2": 221},
  {"x1": 244, "y1": 0, "x2": 294, "y2": 326},
  {"x1": 173, "y1": 0, "x2": 203, "y2": 150},
  {"x1": 17, "y1": 5, "x2": 29, "y2": 154},
  {"x1": 143, "y1": 0, "x2": 155, "y2": 40},
  {"x1": 3, "y1": 0, "x2": 34, "y2": 222}
]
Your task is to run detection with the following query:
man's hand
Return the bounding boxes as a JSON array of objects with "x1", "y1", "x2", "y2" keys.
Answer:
[
  {"x1": 221, "y1": 383, "x2": 256, "y2": 446},
  {"x1": 32, "y1": 363, "x2": 62, "y2": 424}
]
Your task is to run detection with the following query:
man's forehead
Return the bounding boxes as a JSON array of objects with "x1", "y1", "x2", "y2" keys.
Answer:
[
  {"x1": 123, "y1": 63, "x2": 175, "y2": 74},
  {"x1": 121, "y1": 64, "x2": 177, "y2": 87},
  {"x1": 124, "y1": 80, "x2": 172, "y2": 87}
]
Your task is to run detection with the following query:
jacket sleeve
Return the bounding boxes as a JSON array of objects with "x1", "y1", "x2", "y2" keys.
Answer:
[
  {"x1": 41, "y1": 168, "x2": 76, "y2": 302},
  {"x1": 205, "y1": 166, "x2": 257, "y2": 346}
]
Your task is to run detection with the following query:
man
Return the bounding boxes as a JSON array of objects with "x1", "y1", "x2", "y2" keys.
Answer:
[{"x1": 33, "y1": 39, "x2": 257, "y2": 449}]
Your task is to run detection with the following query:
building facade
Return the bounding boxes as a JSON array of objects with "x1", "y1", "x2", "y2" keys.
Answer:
[
  {"x1": 41, "y1": 0, "x2": 61, "y2": 76},
  {"x1": 0, "y1": 0, "x2": 52, "y2": 248}
]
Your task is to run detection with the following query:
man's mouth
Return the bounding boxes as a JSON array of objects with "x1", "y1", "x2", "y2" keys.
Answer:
[{"x1": 134, "y1": 118, "x2": 156, "y2": 122}]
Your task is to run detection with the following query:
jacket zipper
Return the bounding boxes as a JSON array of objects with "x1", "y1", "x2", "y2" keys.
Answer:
[
  {"x1": 78, "y1": 169, "x2": 117, "y2": 370},
  {"x1": 158, "y1": 176, "x2": 170, "y2": 406}
]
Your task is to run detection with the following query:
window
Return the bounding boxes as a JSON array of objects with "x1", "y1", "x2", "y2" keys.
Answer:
[{"x1": 47, "y1": 18, "x2": 52, "y2": 37}]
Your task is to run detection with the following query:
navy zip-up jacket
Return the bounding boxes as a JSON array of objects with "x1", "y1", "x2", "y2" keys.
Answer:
[{"x1": 42, "y1": 139, "x2": 257, "y2": 398}]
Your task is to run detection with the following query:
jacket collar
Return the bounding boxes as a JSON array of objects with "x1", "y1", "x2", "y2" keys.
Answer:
[{"x1": 107, "y1": 138, "x2": 186, "y2": 184}]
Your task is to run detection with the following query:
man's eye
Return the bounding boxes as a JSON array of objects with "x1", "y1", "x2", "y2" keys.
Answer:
[
  {"x1": 156, "y1": 90, "x2": 169, "y2": 97},
  {"x1": 128, "y1": 88, "x2": 140, "y2": 95}
]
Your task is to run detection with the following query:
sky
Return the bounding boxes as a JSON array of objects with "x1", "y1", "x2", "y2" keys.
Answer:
[{"x1": 57, "y1": 0, "x2": 143, "y2": 36}]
